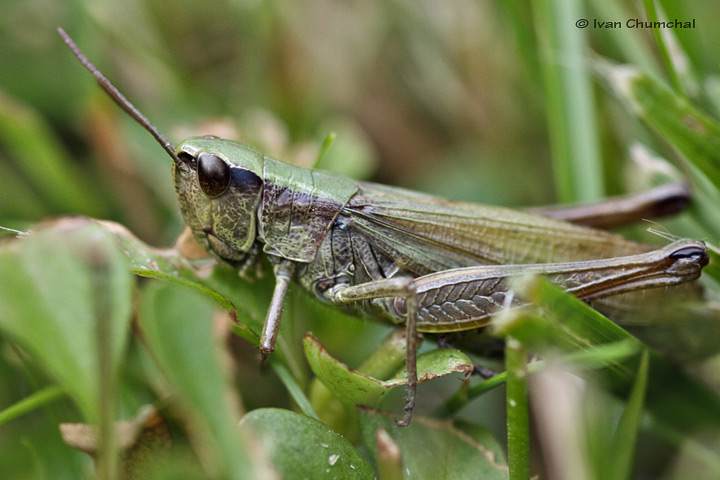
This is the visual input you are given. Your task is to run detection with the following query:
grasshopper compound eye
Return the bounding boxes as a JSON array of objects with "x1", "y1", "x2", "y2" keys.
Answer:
[{"x1": 197, "y1": 152, "x2": 231, "y2": 198}]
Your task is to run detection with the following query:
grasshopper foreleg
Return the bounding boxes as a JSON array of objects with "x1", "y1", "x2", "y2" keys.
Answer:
[
  {"x1": 330, "y1": 277, "x2": 421, "y2": 427},
  {"x1": 260, "y1": 260, "x2": 296, "y2": 359}
]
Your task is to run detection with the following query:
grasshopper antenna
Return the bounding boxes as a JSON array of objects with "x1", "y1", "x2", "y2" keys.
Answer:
[{"x1": 58, "y1": 28, "x2": 183, "y2": 168}]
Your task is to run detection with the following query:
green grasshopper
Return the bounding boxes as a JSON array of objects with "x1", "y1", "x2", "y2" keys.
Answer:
[{"x1": 60, "y1": 29, "x2": 709, "y2": 426}]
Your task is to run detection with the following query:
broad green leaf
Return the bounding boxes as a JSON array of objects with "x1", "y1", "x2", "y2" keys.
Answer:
[
  {"x1": 304, "y1": 334, "x2": 472, "y2": 407},
  {"x1": 97, "y1": 220, "x2": 239, "y2": 312},
  {"x1": 139, "y1": 281, "x2": 257, "y2": 480},
  {"x1": 97, "y1": 220, "x2": 270, "y2": 345},
  {"x1": 358, "y1": 409, "x2": 508, "y2": 480},
  {"x1": 386, "y1": 348, "x2": 474, "y2": 383},
  {"x1": 0, "y1": 218, "x2": 132, "y2": 422},
  {"x1": 304, "y1": 334, "x2": 393, "y2": 407},
  {"x1": 239, "y1": 408, "x2": 374, "y2": 479}
]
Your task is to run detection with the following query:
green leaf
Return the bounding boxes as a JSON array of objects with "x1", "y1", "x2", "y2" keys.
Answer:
[
  {"x1": 313, "y1": 131, "x2": 336, "y2": 168},
  {"x1": 304, "y1": 334, "x2": 472, "y2": 407},
  {"x1": 0, "y1": 218, "x2": 132, "y2": 423},
  {"x1": 640, "y1": 0, "x2": 697, "y2": 96},
  {"x1": 493, "y1": 276, "x2": 641, "y2": 383},
  {"x1": 97, "y1": 220, "x2": 271, "y2": 345},
  {"x1": 304, "y1": 334, "x2": 393, "y2": 407},
  {"x1": 314, "y1": 119, "x2": 378, "y2": 180},
  {"x1": 98, "y1": 221, "x2": 239, "y2": 312},
  {"x1": 139, "y1": 281, "x2": 257, "y2": 480},
  {"x1": 358, "y1": 409, "x2": 508, "y2": 480},
  {"x1": 386, "y1": 348, "x2": 474, "y2": 383},
  {"x1": 272, "y1": 362, "x2": 318, "y2": 420},
  {"x1": 239, "y1": 408, "x2": 374, "y2": 479},
  {"x1": 601, "y1": 62, "x2": 720, "y2": 192}
]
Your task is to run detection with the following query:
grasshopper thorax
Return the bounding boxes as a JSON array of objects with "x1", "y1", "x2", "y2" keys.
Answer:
[
  {"x1": 173, "y1": 137, "x2": 265, "y2": 266},
  {"x1": 173, "y1": 135, "x2": 360, "y2": 266}
]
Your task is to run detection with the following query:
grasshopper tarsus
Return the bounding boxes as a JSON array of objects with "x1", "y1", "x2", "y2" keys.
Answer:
[
  {"x1": 258, "y1": 352, "x2": 272, "y2": 372},
  {"x1": 395, "y1": 388, "x2": 416, "y2": 427},
  {"x1": 395, "y1": 402, "x2": 415, "y2": 427}
]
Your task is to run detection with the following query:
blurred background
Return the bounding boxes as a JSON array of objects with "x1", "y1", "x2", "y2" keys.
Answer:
[
  {"x1": 2, "y1": 0, "x2": 720, "y2": 478},
  {"x1": 2, "y1": 0, "x2": 718, "y2": 247}
]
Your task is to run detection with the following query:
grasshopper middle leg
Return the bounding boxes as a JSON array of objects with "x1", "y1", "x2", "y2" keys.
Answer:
[{"x1": 329, "y1": 277, "x2": 421, "y2": 427}]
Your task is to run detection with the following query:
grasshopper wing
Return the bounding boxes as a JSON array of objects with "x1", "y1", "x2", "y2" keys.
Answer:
[{"x1": 345, "y1": 182, "x2": 651, "y2": 276}]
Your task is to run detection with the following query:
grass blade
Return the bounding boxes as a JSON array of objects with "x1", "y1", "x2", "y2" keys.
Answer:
[
  {"x1": 506, "y1": 338, "x2": 530, "y2": 480},
  {"x1": 607, "y1": 349, "x2": 649, "y2": 480},
  {"x1": 533, "y1": 0, "x2": 604, "y2": 202}
]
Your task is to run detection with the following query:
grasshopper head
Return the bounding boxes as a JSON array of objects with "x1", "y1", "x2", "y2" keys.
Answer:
[{"x1": 173, "y1": 136, "x2": 265, "y2": 265}]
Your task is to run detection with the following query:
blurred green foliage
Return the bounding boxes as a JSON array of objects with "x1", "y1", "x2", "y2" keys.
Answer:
[{"x1": 3, "y1": 0, "x2": 720, "y2": 478}]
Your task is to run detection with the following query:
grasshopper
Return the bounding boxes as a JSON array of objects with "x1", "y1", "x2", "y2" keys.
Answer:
[{"x1": 60, "y1": 29, "x2": 709, "y2": 426}]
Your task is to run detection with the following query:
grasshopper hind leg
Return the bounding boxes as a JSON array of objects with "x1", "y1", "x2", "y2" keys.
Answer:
[{"x1": 329, "y1": 277, "x2": 422, "y2": 426}]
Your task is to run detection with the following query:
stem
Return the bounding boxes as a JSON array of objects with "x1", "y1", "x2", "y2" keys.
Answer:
[
  {"x1": 272, "y1": 362, "x2": 319, "y2": 420},
  {"x1": 506, "y1": 337, "x2": 531, "y2": 480},
  {"x1": 0, "y1": 386, "x2": 65, "y2": 426}
]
